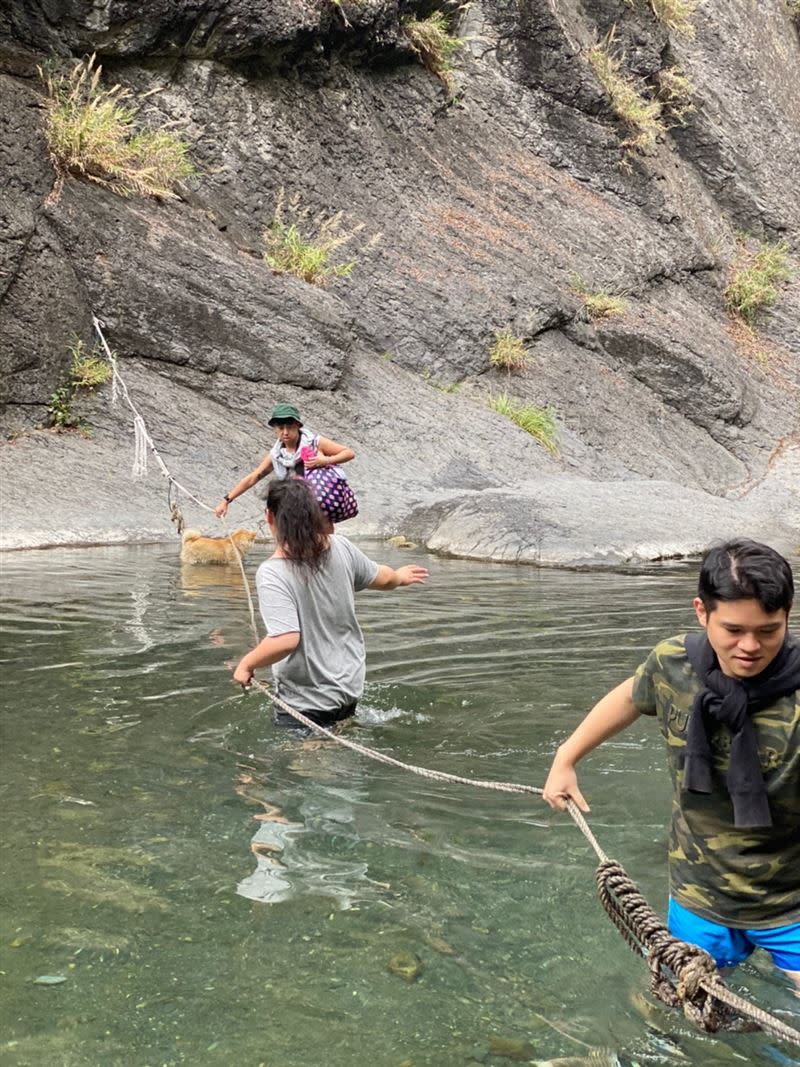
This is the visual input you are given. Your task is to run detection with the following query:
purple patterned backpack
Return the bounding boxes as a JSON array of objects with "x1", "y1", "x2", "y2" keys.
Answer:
[{"x1": 303, "y1": 467, "x2": 359, "y2": 524}]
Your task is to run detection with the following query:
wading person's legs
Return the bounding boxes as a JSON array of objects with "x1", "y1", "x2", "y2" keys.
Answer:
[{"x1": 668, "y1": 898, "x2": 800, "y2": 991}]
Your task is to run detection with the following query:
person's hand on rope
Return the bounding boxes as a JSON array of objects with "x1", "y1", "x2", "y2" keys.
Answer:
[
  {"x1": 542, "y1": 759, "x2": 590, "y2": 813},
  {"x1": 233, "y1": 658, "x2": 253, "y2": 688},
  {"x1": 215, "y1": 499, "x2": 229, "y2": 518}
]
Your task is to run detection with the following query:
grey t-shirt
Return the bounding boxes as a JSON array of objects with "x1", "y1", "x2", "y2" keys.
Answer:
[{"x1": 255, "y1": 535, "x2": 380, "y2": 712}]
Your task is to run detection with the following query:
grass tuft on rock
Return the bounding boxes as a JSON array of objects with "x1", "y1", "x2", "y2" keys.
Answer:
[
  {"x1": 648, "y1": 0, "x2": 702, "y2": 36},
  {"x1": 725, "y1": 241, "x2": 791, "y2": 325},
  {"x1": 488, "y1": 393, "x2": 558, "y2": 455},
  {"x1": 47, "y1": 337, "x2": 112, "y2": 432},
  {"x1": 39, "y1": 54, "x2": 194, "y2": 199},
  {"x1": 263, "y1": 189, "x2": 377, "y2": 285},
  {"x1": 489, "y1": 328, "x2": 529, "y2": 373},
  {"x1": 402, "y1": 10, "x2": 464, "y2": 96},
  {"x1": 588, "y1": 32, "x2": 663, "y2": 153},
  {"x1": 656, "y1": 65, "x2": 696, "y2": 125},
  {"x1": 571, "y1": 273, "x2": 628, "y2": 319},
  {"x1": 70, "y1": 338, "x2": 112, "y2": 388}
]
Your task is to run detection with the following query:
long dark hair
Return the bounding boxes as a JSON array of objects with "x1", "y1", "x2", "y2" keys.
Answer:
[{"x1": 266, "y1": 479, "x2": 330, "y2": 571}]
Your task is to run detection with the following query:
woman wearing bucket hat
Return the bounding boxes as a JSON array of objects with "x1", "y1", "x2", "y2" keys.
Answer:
[{"x1": 214, "y1": 402, "x2": 356, "y2": 523}]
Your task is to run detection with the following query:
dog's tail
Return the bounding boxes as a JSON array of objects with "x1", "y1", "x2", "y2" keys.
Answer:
[{"x1": 182, "y1": 528, "x2": 202, "y2": 543}]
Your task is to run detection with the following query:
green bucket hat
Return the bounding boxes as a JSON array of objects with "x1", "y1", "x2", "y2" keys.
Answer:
[{"x1": 268, "y1": 402, "x2": 302, "y2": 426}]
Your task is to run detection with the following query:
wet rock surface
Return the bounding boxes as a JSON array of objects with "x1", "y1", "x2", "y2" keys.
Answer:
[{"x1": 1, "y1": 0, "x2": 798, "y2": 563}]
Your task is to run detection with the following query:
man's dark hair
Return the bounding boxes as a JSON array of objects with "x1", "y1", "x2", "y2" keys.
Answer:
[{"x1": 698, "y1": 539, "x2": 794, "y2": 614}]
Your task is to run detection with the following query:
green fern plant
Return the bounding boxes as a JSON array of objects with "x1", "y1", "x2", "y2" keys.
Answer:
[
  {"x1": 70, "y1": 338, "x2": 112, "y2": 387},
  {"x1": 47, "y1": 336, "x2": 112, "y2": 432}
]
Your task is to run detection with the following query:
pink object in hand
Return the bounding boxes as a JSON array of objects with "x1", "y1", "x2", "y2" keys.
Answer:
[{"x1": 299, "y1": 446, "x2": 317, "y2": 463}]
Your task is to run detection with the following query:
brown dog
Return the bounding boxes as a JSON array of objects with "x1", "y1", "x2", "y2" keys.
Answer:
[{"x1": 180, "y1": 528, "x2": 258, "y2": 565}]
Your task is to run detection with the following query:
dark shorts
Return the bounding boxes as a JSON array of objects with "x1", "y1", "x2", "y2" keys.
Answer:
[{"x1": 272, "y1": 701, "x2": 357, "y2": 733}]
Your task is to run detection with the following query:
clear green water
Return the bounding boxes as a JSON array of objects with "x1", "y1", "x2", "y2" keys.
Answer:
[{"x1": 1, "y1": 544, "x2": 797, "y2": 1067}]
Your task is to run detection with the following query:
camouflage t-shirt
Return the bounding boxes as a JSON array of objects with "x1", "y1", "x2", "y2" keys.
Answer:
[{"x1": 632, "y1": 634, "x2": 800, "y2": 930}]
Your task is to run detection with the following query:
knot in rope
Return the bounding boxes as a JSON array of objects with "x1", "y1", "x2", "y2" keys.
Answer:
[
  {"x1": 674, "y1": 948, "x2": 718, "y2": 1002},
  {"x1": 593, "y1": 860, "x2": 783, "y2": 1036},
  {"x1": 168, "y1": 484, "x2": 185, "y2": 535}
]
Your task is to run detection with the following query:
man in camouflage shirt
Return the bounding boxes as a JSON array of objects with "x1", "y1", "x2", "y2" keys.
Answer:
[{"x1": 543, "y1": 539, "x2": 800, "y2": 987}]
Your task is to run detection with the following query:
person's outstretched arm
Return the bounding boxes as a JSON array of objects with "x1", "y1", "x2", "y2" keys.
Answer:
[
  {"x1": 542, "y1": 676, "x2": 640, "y2": 813},
  {"x1": 215, "y1": 453, "x2": 275, "y2": 517},
  {"x1": 233, "y1": 631, "x2": 300, "y2": 686},
  {"x1": 368, "y1": 564, "x2": 429, "y2": 590},
  {"x1": 304, "y1": 436, "x2": 355, "y2": 470}
]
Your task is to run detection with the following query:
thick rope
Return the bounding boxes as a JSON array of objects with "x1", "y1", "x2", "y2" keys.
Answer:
[
  {"x1": 596, "y1": 861, "x2": 800, "y2": 1045},
  {"x1": 98, "y1": 321, "x2": 800, "y2": 1047},
  {"x1": 254, "y1": 679, "x2": 610, "y2": 860}
]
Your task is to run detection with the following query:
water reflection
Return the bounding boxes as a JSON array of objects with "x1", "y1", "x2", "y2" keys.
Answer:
[
  {"x1": 235, "y1": 744, "x2": 390, "y2": 910},
  {"x1": 179, "y1": 561, "x2": 250, "y2": 596}
]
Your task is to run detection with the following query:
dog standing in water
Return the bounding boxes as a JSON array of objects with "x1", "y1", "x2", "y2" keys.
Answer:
[{"x1": 181, "y1": 528, "x2": 257, "y2": 565}]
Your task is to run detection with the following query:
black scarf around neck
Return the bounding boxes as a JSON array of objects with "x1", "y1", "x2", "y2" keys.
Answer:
[{"x1": 682, "y1": 631, "x2": 800, "y2": 828}]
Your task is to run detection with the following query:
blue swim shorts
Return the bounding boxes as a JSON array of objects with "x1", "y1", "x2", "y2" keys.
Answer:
[{"x1": 668, "y1": 897, "x2": 800, "y2": 972}]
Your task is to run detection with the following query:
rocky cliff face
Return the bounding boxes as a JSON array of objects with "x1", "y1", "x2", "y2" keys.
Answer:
[{"x1": 1, "y1": 0, "x2": 798, "y2": 561}]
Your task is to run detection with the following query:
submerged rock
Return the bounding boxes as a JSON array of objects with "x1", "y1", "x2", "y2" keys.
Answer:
[
  {"x1": 387, "y1": 950, "x2": 424, "y2": 983},
  {"x1": 386, "y1": 535, "x2": 418, "y2": 549},
  {"x1": 487, "y1": 1036, "x2": 537, "y2": 1061},
  {"x1": 43, "y1": 927, "x2": 132, "y2": 958}
]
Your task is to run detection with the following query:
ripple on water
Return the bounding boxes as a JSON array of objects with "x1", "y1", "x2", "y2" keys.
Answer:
[{"x1": 1, "y1": 545, "x2": 797, "y2": 1066}]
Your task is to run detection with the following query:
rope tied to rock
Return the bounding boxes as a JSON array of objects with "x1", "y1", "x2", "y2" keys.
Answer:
[{"x1": 100, "y1": 320, "x2": 800, "y2": 1049}]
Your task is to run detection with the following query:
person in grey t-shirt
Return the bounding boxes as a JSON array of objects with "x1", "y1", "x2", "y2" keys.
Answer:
[{"x1": 233, "y1": 479, "x2": 428, "y2": 728}]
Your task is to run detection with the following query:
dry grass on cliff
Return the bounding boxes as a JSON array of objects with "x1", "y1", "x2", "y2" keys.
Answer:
[
  {"x1": 656, "y1": 65, "x2": 696, "y2": 125},
  {"x1": 588, "y1": 34, "x2": 663, "y2": 153},
  {"x1": 725, "y1": 241, "x2": 791, "y2": 325},
  {"x1": 489, "y1": 328, "x2": 530, "y2": 373},
  {"x1": 263, "y1": 190, "x2": 378, "y2": 285},
  {"x1": 648, "y1": 0, "x2": 702, "y2": 37},
  {"x1": 626, "y1": 0, "x2": 701, "y2": 36},
  {"x1": 402, "y1": 10, "x2": 465, "y2": 97},
  {"x1": 39, "y1": 55, "x2": 194, "y2": 199},
  {"x1": 571, "y1": 273, "x2": 628, "y2": 319}
]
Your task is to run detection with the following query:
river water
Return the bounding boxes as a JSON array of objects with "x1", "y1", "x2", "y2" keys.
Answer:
[{"x1": 1, "y1": 544, "x2": 797, "y2": 1067}]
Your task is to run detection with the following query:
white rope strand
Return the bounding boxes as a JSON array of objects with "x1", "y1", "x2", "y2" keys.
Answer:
[{"x1": 93, "y1": 316, "x2": 215, "y2": 512}]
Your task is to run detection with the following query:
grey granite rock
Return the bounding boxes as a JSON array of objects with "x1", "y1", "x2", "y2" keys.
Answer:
[{"x1": 0, "y1": 0, "x2": 798, "y2": 564}]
